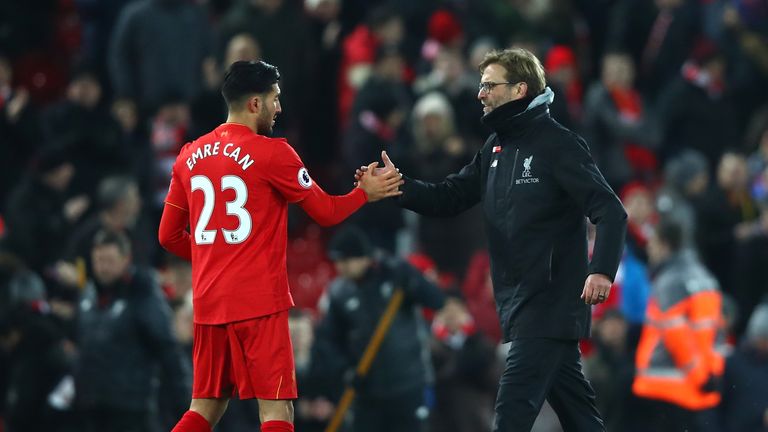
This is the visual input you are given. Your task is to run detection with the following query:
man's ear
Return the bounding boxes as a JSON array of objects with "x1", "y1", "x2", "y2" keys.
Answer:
[
  {"x1": 516, "y1": 82, "x2": 529, "y2": 98},
  {"x1": 248, "y1": 95, "x2": 261, "y2": 114}
]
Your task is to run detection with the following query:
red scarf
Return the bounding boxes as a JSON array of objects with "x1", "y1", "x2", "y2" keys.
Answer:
[{"x1": 609, "y1": 87, "x2": 657, "y2": 172}]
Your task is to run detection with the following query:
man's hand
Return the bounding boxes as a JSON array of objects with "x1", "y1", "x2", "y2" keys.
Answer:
[
  {"x1": 581, "y1": 273, "x2": 612, "y2": 305},
  {"x1": 357, "y1": 161, "x2": 403, "y2": 202},
  {"x1": 354, "y1": 150, "x2": 399, "y2": 185}
]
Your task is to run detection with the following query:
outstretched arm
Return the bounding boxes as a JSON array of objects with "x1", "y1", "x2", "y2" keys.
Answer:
[
  {"x1": 356, "y1": 151, "x2": 482, "y2": 217},
  {"x1": 299, "y1": 162, "x2": 403, "y2": 226}
]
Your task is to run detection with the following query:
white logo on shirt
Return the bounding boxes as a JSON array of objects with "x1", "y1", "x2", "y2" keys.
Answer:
[
  {"x1": 515, "y1": 155, "x2": 540, "y2": 185},
  {"x1": 522, "y1": 156, "x2": 533, "y2": 177},
  {"x1": 298, "y1": 167, "x2": 313, "y2": 189}
]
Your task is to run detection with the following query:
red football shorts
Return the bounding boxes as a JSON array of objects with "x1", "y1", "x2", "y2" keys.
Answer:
[{"x1": 192, "y1": 310, "x2": 297, "y2": 400}]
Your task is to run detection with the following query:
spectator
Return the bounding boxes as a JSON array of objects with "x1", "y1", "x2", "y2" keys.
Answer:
[
  {"x1": 656, "y1": 39, "x2": 739, "y2": 166},
  {"x1": 315, "y1": 225, "x2": 444, "y2": 432},
  {"x1": 148, "y1": 95, "x2": 190, "y2": 213},
  {"x1": 407, "y1": 91, "x2": 483, "y2": 278},
  {"x1": 429, "y1": 293, "x2": 499, "y2": 432},
  {"x1": 337, "y1": 5, "x2": 405, "y2": 129},
  {"x1": 108, "y1": 0, "x2": 213, "y2": 112},
  {"x1": 695, "y1": 151, "x2": 767, "y2": 334},
  {"x1": 632, "y1": 220, "x2": 726, "y2": 432},
  {"x1": 0, "y1": 54, "x2": 39, "y2": 209},
  {"x1": 583, "y1": 309, "x2": 635, "y2": 432},
  {"x1": 290, "y1": 310, "x2": 335, "y2": 432},
  {"x1": 1, "y1": 147, "x2": 89, "y2": 275},
  {"x1": 0, "y1": 304, "x2": 74, "y2": 432},
  {"x1": 75, "y1": 230, "x2": 190, "y2": 432},
  {"x1": 342, "y1": 77, "x2": 408, "y2": 252},
  {"x1": 608, "y1": 0, "x2": 700, "y2": 99},
  {"x1": 216, "y1": 0, "x2": 307, "y2": 135},
  {"x1": 414, "y1": 47, "x2": 486, "y2": 145},
  {"x1": 41, "y1": 65, "x2": 125, "y2": 196},
  {"x1": 656, "y1": 149, "x2": 710, "y2": 246},
  {"x1": 65, "y1": 176, "x2": 147, "y2": 276},
  {"x1": 190, "y1": 32, "x2": 262, "y2": 139},
  {"x1": 544, "y1": 45, "x2": 583, "y2": 123},
  {"x1": 582, "y1": 51, "x2": 660, "y2": 189},
  {"x1": 720, "y1": 303, "x2": 768, "y2": 432}
]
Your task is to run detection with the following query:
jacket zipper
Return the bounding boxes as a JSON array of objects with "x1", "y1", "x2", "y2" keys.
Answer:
[{"x1": 511, "y1": 148, "x2": 520, "y2": 186}]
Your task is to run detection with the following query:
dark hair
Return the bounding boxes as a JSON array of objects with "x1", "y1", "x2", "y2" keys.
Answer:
[
  {"x1": 655, "y1": 219, "x2": 684, "y2": 253},
  {"x1": 327, "y1": 225, "x2": 373, "y2": 260},
  {"x1": 367, "y1": 5, "x2": 399, "y2": 30},
  {"x1": 221, "y1": 60, "x2": 280, "y2": 107},
  {"x1": 92, "y1": 229, "x2": 132, "y2": 256},
  {"x1": 97, "y1": 176, "x2": 137, "y2": 211}
]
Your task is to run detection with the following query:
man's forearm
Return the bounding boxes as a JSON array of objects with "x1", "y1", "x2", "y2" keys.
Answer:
[{"x1": 299, "y1": 185, "x2": 367, "y2": 227}]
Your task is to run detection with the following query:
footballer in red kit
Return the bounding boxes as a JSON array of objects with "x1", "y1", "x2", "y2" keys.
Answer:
[{"x1": 159, "y1": 60, "x2": 403, "y2": 432}]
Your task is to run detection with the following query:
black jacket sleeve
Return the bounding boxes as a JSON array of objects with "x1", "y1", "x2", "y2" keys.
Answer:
[
  {"x1": 392, "y1": 260, "x2": 445, "y2": 310},
  {"x1": 398, "y1": 149, "x2": 483, "y2": 217},
  {"x1": 552, "y1": 134, "x2": 627, "y2": 281}
]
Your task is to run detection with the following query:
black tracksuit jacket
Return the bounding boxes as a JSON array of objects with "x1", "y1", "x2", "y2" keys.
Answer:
[{"x1": 399, "y1": 92, "x2": 627, "y2": 342}]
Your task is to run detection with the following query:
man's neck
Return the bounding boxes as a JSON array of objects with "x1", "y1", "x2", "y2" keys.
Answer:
[{"x1": 225, "y1": 114, "x2": 257, "y2": 133}]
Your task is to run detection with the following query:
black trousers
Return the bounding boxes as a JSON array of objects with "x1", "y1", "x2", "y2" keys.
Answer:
[
  {"x1": 353, "y1": 387, "x2": 428, "y2": 432},
  {"x1": 493, "y1": 338, "x2": 604, "y2": 432}
]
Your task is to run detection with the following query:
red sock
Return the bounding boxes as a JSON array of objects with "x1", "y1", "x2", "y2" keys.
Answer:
[
  {"x1": 172, "y1": 410, "x2": 212, "y2": 432},
  {"x1": 261, "y1": 420, "x2": 294, "y2": 432}
]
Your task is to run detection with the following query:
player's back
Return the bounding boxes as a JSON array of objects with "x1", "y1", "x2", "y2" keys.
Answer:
[{"x1": 171, "y1": 123, "x2": 302, "y2": 324}]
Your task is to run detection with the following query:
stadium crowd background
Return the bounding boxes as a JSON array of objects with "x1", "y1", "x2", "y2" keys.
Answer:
[{"x1": 0, "y1": 0, "x2": 767, "y2": 430}]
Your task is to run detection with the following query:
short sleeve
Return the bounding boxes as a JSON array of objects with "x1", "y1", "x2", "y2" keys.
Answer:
[
  {"x1": 268, "y1": 140, "x2": 315, "y2": 203},
  {"x1": 165, "y1": 164, "x2": 189, "y2": 211}
]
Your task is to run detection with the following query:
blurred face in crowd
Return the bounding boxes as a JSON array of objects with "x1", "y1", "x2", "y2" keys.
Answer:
[
  {"x1": 595, "y1": 314, "x2": 627, "y2": 353},
  {"x1": 109, "y1": 183, "x2": 142, "y2": 229},
  {"x1": 704, "y1": 58, "x2": 726, "y2": 83},
  {"x1": 67, "y1": 75, "x2": 102, "y2": 109},
  {"x1": 437, "y1": 298, "x2": 472, "y2": 334},
  {"x1": 112, "y1": 99, "x2": 138, "y2": 133},
  {"x1": 257, "y1": 84, "x2": 282, "y2": 134},
  {"x1": 624, "y1": 189, "x2": 654, "y2": 225},
  {"x1": 304, "y1": 0, "x2": 340, "y2": 21},
  {"x1": 375, "y1": 52, "x2": 405, "y2": 81},
  {"x1": 602, "y1": 54, "x2": 635, "y2": 89},
  {"x1": 333, "y1": 256, "x2": 372, "y2": 281},
  {"x1": 43, "y1": 163, "x2": 75, "y2": 191},
  {"x1": 375, "y1": 17, "x2": 404, "y2": 46},
  {"x1": 251, "y1": 0, "x2": 283, "y2": 14},
  {"x1": 288, "y1": 314, "x2": 314, "y2": 358},
  {"x1": 647, "y1": 230, "x2": 671, "y2": 266},
  {"x1": 478, "y1": 64, "x2": 527, "y2": 114},
  {"x1": 717, "y1": 153, "x2": 748, "y2": 192},
  {"x1": 92, "y1": 244, "x2": 131, "y2": 286},
  {"x1": 0, "y1": 57, "x2": 11, "y2": 87},
  {"x1": 157, "y1": 101, "x2": 191, "y2": 127},
  {"x1": 655, "y1": 0, "x2": 684, "y2": 9},
  {"x1": 434, "y1": 49, "x2": 466, "y2": 83},
  {"x1": 225, "y1": 34, "x2": 261, "y2": 67},
  {"x1": 685, "y1": 171, "x2": 709, "y2": 197}
]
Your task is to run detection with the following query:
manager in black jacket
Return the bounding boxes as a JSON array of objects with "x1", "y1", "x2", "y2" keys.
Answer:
[{"x1": 359, "y1": 47, "x2": 627, "y2": 431}]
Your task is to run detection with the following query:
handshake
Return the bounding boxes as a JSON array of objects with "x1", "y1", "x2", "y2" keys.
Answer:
[{"x1": 354, "y1": 150, "x2": 404, "y2": 202}]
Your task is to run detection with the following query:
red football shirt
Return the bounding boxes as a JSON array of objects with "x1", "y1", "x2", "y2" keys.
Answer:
[{"x1": 164, "y1": 123, "x2": 362, "y2": 324}]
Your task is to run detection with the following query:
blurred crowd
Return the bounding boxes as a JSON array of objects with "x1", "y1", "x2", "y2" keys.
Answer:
[{"x1": 1, "y1": 0, "x2": 768, "y2": 431}]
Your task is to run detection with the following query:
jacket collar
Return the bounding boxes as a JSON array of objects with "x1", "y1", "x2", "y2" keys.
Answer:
[{"x1": 481, "y1": 87, "x2": 555, "y2": 139}]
